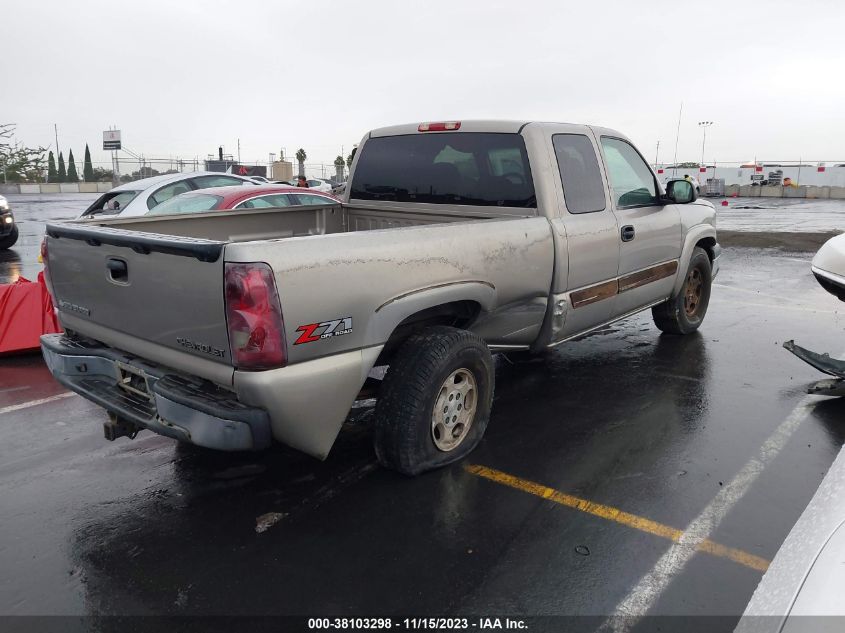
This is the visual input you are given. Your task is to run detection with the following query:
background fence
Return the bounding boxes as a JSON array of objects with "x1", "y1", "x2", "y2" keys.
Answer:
[
  {"x1": 656, "y1": 161, "x2": 845, "y2": 187},
  {"x1": 1, "y1": 155, "x2": 347, "y2": 187}
]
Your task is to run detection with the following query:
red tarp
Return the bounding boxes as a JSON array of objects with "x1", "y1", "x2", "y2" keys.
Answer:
[{"x1": 0, "y1": 272, "x2": 62, "y2": 354}]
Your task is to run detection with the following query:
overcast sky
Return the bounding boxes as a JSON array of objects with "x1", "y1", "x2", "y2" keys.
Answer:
[{"x1": 6, "y1": 0, "x2": 845, "y2": 169}]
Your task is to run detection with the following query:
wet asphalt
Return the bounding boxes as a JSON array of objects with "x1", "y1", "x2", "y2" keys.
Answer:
[{"x1": 1, "y1": 194, "x2": 845, "y2": 630}]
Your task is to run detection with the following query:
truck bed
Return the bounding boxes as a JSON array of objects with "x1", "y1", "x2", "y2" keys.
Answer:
[{"x1": 79, "y1": 201, "x2": 533, "y2": 243}]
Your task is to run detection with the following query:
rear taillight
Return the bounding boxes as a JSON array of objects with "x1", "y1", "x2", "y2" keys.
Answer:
[{"x1": 224, "y1": 262, "x2": 287, "y2": 370}]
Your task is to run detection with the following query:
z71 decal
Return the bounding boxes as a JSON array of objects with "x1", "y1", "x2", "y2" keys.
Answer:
[{"x1": 294, "y1": 317, "x2": 353, "y2": 345}]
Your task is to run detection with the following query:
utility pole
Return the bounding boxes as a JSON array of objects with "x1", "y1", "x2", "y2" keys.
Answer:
[
  {"x1": 672, "y1": 102, "x2": 683, "y2": 179},
  {"x1": 698, "y1": 121, "x2": 713, "y2": 168},
  {"x1": 54, "y1": 124, "x2": 60, "y2": 159},
  {"x1": 654, "y1": 140, "x2": 660, "y2": 170},
  {"x1": 237, "y1": 138, "x2": 241, "y2": 164}
]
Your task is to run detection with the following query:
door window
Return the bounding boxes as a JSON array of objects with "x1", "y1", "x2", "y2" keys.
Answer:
[
  {"x1": 147, "y1": 180, "x2": 194, "y2": 209},
  {"x1": 296, "y1": 194, "x2": 335, "y2": 205},
  {"x1": 191, "y1": 175, "x2": 246, "y2": 189},
  {"x1": 147, "y1": 193, "x2": 222, "y2": 215},
  {"x1": 552, "y1": 134, "x2": 606, "y2": 214},
  {"x1": 235, "y1": 194, "x2": 294, "y2": 209},
  {"x1": 600, "y1": 137, "x2": 659, "y2": 208}
]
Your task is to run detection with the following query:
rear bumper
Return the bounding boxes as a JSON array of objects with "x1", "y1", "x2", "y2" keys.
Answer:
[{"x1": 40, "y1": 333, "x2": 272, "y2": 451}]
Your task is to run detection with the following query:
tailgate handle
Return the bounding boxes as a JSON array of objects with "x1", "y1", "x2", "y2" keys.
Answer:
[{"x1": 106, "y1": 257, "x2": 129, "y2": 282}]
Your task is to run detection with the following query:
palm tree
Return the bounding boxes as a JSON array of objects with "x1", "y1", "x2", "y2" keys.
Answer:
[
  {"x1": 295, "y1": 148, "x2": 307, "y2": 178},
  {"x1": 334, "y1": 155, "x2": 345, "y2": 181}
]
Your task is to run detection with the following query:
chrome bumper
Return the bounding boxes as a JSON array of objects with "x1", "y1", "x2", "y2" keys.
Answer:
[{"x1": 40, "y1": 333, "x2": 271, "y2": 451}]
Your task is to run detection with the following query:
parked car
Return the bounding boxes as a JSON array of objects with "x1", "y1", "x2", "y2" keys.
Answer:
[
  {"x1": 146, "y1": 185, "x2": 339, "y2": 216},
  {"x1": 784, "y1": 232, "x2": 845, "y2": 396},
  {"x1": 0, "y1": 195, "x2": 18, "y2": 250},
  {"x1": 78, "y1": 172, "x2": 258, "y2": 219},
  {"x1": 740, "y1": 239, "x2": 845, "y2": 629},
  {"x1": 41, "y1": 119, "x2": 719, "y2": 476},
  {"x1": 810, "y1": 232, "x2": 845, "y2": 301},
  {"x1": 274, "y1": 178, "x2": 333, "y2": 192},
  {"x1": 663, "y1": 173, "x2": 701, "y2": 194},
  {"x1": 305, "y1": 178, "x2": 334, "y2": 192}
]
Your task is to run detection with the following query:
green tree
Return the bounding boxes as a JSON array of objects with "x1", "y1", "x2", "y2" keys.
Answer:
[
  {"x1": 67, "y1": 149, "x2": 79, "y2": 182},
  {"x1": 334, "y1": 155, "x2": 345, "y2": 181},
  {"x1": 346, "y1": 152, "x2": 354, "y2": 168},
  {"x1": 295, "y1": 148, "x2": 307, "y2": 177},
  {"x1": 47, "y1": 151, "x2": 57, "y2": 182},
  {"x1": 91, "y1": 167, "x2": 113, "y2": 182},
  {"x1": 57, "y1": 152, "x2": 67, "y2": 182},
  {"x1": 0, "y1": 123, "x2": 47, "y2": 183},
  {"x1": 83, "y1": 144, "x2": 94, "y2": 182}
]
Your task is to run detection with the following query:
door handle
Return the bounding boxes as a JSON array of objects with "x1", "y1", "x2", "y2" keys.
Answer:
[
  {"x1": 106, "y1": 257, "x2": 128, "y2": 282},
  {"x1": 621, "y1": 225, "x2": 635, "y2": 242}
]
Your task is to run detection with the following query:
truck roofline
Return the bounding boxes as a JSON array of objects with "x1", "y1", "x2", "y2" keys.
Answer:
[{"x1": 366, "y1": 120, "x2": 628, "y2": 140}]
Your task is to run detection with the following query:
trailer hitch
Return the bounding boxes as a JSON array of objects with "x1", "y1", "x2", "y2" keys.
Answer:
[{"x1": 103, "y1": 413, "x2": 141, "y2": 441}]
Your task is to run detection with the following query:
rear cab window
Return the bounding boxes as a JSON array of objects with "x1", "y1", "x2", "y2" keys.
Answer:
[{"x1": 350, "y1": 133, "x2": 536, "y2": 208}]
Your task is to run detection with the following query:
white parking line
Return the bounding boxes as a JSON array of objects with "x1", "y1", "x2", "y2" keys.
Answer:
[
  {"x1": 600, "y1": 392, "x2": 821, "y2": 632},
  {"x1": 711, "y1": 297, "x2": 838, "y2": 314},
  {"x1": 0, "y1": 392, "x2": 75, "y2": 415}
]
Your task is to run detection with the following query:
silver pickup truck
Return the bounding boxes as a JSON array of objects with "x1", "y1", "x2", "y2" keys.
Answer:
[{"x1": 41, "y1": 120, "x2": 720, "y2": 475}]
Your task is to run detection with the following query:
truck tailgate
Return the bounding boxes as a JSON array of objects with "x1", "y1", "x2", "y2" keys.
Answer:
[{"x1": 45, "y1": 223, "x2": 232, "y2": 367}]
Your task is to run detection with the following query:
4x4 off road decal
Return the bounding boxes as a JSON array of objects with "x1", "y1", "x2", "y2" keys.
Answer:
[{"x1": 294, "y1": 317, "x2": 353, "y2": 345}]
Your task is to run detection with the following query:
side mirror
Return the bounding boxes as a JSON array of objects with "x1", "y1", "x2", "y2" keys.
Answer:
[{"x1": 665, "y1": 179, "x2": 697, "y2": 204}]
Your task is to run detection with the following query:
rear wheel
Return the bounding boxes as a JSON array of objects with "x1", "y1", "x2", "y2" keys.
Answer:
[
  {"x1": 373, "y1": 326, "x2": 494, "y2": 476},
  {"x1": 0, "y1": 226, "x2": 18, "y2": 250},
  {"x1": 652, "y1": 247, "x2": 712, "y2": 334}
]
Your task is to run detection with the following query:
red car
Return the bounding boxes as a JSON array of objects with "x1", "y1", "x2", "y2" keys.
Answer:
[{"x1": 146, "y1": 184, "x2": 340, "y2": 216}]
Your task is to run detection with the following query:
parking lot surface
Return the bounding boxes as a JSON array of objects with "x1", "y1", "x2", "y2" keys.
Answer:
[{"x1": 1, "y1": 194, "x2": 844, "y2": 630}]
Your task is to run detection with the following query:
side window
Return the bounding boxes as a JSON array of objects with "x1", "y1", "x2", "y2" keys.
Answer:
[
  {"x1": 600, "y1": 137, "x2": 659, "y2": 208},
  {"x1": 192, "y1": 175, "x2": 245, "y2": 189},
  {"x1": 307, "y1": 180, "x2": 321, "y2": 188},
  {"x1": 147, "y1": 180, "x2": 193, "y2": 210},
  {"x1": 296, "y1": 194, "x2": 332, "y2": 205},
  {"x1": 552, "y1": 134, "x2": 606, "y2": 214},
  {"x1": 236, "y1": 195, "x2": 292, "y2": 209}
]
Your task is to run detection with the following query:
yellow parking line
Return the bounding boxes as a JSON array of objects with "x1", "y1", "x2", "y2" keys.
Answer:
[{"x1": 465, "y1": 464, "x2": 770, "y2": 573}]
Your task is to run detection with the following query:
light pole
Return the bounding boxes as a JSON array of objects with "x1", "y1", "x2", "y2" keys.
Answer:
[{"x1": 698, "y1": 121, "x2": 713, "y2": 170}]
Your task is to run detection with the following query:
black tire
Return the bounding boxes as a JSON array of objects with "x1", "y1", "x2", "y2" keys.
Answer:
[
  {"x1": 652, "y1": 247, "x2": 712, "y2": 335},
  {"x1": 0, "y1": 226, "x2": 18, "y2": 250},
  {"x1": 374, "y1": 326, "x2": 494, "y2": 476}
]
